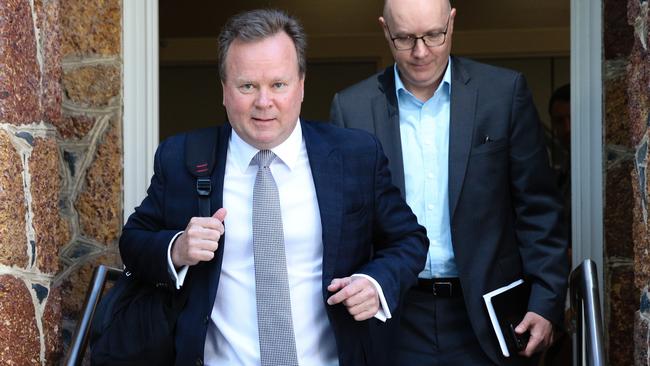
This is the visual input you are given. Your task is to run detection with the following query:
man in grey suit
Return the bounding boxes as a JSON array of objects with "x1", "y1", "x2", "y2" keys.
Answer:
[{"x1": 330, "y1": 0, "x2": 569, "y2": 364}]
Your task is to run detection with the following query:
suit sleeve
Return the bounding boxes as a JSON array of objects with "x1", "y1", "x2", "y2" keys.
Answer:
[
  {"x1": 119, "y1": 138, "x2": 184, "y2": 286},
  {"x1": 508, "y1": 74, "x2": 570, "y2": 326},
  {"x1": 355, "y1": 136, "x2": 429, "y2": 313},
  {"x1": 329, "y1": 93, "x2": 345, "y2": 127}
]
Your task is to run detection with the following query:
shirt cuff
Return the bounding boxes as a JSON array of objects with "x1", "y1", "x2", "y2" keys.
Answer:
[
  {"x1": 167, "y1": 231, "x2": 189, "y2": 289},
  {"x1": 351, "y1": 273, "x2": 392, "y2": 322}
]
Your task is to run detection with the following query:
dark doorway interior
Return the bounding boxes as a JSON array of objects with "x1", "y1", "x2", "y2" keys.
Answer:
[{"x1": 158, "y1": 3, "x2": 572, "y2": 363}]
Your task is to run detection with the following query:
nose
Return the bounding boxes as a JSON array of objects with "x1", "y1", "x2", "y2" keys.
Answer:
[
  {"x1": 254, "y1": 89, "x2": 272, "y2": 109},
  {"x1": 411, "y1": 38, "x2": 429, "y2": 58}
]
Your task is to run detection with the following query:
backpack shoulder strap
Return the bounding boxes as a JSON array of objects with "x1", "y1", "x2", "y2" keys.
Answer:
[{"x1": 184, "y1": 127, "x2": 219, "y2": 217}]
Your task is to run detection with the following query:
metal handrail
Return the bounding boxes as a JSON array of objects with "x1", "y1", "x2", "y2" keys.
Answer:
[
  {"x1": 64, "y1": 265, "x2": 123, "y2": 366},
  {"x1": 569, "y1": 259, "x2": 605, "y2": 366}
]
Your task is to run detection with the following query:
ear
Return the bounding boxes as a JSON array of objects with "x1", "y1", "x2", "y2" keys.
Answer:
[
  {"x1": 221, "y1": 81, "x2": 226, "y2": 106},
  {"x1": 448, "y1": 8, "x2": 457, "y2": 35},
  {"x1": 299, "y1": 76, "x2": 305, "y2": 102},
  {"x1": 378, "y1": 17, "x2": 391, "y2": 41}
]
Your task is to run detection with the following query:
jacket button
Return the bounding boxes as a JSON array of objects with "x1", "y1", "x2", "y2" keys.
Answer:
[
  {"x1": 196, "y1": 358, "x2": 203, "y2": 366},
  {"x1": 204, "y1": 315, "x2": 210, "y2": 324}
]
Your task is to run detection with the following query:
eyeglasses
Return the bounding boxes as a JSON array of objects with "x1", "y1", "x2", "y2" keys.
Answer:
[{"x1": 385, "y1": 14, "x2": 451, "y2": 50}]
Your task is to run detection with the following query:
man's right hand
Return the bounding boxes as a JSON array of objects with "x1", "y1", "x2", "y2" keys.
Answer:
[{"x1": 171, "y1": 208, "x2": 227, "y2": 267}]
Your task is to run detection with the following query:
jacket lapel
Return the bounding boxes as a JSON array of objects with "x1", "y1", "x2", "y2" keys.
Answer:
[
  {"x1": 448, "y1": 57, "x2": 477, "y2": 220},
  {"x1": 302, "y1": 122, "x2": 342, "y2": 296},
  {"x1": 374, "y1": 68, "x2": 406, "y2": 198}
]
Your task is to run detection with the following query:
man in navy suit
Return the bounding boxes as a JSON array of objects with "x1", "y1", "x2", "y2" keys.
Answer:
[
  {"x1": 120, "y1": 9, "x2": 427, "y2": 366},
  {"x1": 330, "y1": 0, "x2": 569, "y2": 364}
]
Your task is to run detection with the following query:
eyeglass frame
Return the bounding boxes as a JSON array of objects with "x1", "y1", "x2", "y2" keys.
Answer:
[{"x1": 384, "y1": 13, "x2": 451, "y2": 50}]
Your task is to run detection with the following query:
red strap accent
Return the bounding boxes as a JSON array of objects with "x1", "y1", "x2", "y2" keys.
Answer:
[{"x1": 196, "y1": 163, "x2": 208, "y2": 173}]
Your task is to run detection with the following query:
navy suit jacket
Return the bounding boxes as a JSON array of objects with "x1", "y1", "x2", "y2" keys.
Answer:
[
  {"x1": 330, "y1": 57, "x2": 570, "y2": 364},
  {"x1": 119, "y1": 121, "x2": 428, "y2": 366}
]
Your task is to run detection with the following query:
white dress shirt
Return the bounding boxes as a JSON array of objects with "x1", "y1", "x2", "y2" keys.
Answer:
[
  {"x1": 394, "y1": 59, "x2": 459, "y2": 278},
  {"x1": 167, "y1": 120, "x2": 389, "y2": 366}
]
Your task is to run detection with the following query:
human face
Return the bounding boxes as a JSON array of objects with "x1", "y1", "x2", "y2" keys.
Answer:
[
  {"x1": 550, "y1": 100, "x2": 571, "y2": 146},
  {"x1": 222, "y1": 32, "x2": 305, "y2": 150},
  {"x1": 380, "y1": 0, "x2": 456, "y2": 101}
]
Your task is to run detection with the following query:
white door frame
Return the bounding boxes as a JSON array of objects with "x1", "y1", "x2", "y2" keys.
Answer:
[
  {"x1": 571, "y1": 0, "x2": 604, "y2": 299},
  {"x1": 122, "y1": 0, "x2": 159, "y2": 222},
  {"x1": 121, "y1": 0, "x2": 606, "y2": 311}
]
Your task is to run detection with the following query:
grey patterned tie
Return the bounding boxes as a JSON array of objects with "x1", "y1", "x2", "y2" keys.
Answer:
[{"x1": 252, "y1": 150, "x2": 299, "y2": 366}]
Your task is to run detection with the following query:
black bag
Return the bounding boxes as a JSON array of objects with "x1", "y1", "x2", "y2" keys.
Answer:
[
  {"x1": 90, "y1": 129, "x2": 218, "y2": 365},
  {"x1": 89, "y1": 273, "x2": 187, "y2": 365}
]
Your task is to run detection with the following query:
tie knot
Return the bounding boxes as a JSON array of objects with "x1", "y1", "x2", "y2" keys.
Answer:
[{"x1": 253, "y1": 150, "x2": 276, "y2": 168}]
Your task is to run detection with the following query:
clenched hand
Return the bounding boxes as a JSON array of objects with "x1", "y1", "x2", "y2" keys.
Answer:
[
  {"x1": 171, "y1": 208, "x2": 227, "y2": 267},
  {"x1": 516, "y1": 311, "x2": 554, "y2": 357}
]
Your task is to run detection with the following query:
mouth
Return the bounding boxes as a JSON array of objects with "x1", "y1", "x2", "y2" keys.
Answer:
[
  {"x1": 251, "y1": 117, "x2": 276, "y2": 122},
  {"x1": 410, "y1": 62, "x2": 431, "y2": 69}
]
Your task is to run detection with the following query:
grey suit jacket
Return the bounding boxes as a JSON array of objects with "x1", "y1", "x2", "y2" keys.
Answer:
[{"x1": 330, "y1": 56, "x2": 569, "y2": 365}]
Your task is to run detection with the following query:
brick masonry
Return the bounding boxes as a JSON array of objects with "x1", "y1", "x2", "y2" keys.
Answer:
[
  {"x1": 0, "y1": 0, "x2": 123, "y2": 364},
  {"x1": 0, "y1": 275, "x2": 41, "y2": 365},
  {"x1": 606, "y1": 0, "x2": 650, "y2": 365}
]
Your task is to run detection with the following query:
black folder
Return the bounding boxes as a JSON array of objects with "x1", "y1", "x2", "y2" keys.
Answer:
[{"x1": 482, "y1": 279, "x2": 531, "y2": 357}]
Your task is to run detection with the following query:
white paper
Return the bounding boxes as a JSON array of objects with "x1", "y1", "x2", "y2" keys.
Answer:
[{"x1": 482, "y1": 278, "x2": 525, "y2": 357}]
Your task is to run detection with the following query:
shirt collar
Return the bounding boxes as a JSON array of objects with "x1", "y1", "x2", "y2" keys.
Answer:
[
  {"x1": 229, "y1": 119, "x2": 303, "y2": 173},
  {"x1": 394, "y1": 56, "x2": 452, "y2": 102}
]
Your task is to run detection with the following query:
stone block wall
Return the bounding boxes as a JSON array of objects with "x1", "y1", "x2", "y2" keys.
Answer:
[
  {"x1": 603, "y1": 0, "x2": 650, "y2": 365},
  {"x1": 0, "y1": 0, "x2": 123, "y2": 364},
  {"x1": 631, "y1": 0, "x2": 650, "y2": 363}
]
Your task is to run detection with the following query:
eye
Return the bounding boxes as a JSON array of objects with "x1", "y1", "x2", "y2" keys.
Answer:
[
  {"x1": 272, "y1": 82, "x2": 287, "y2": 89},
  {"x1": 393, "y1": 35, "x2": 412, "y2": 42},
  {"x1": 425, "y1": 32, "x2": 443, "y2": 39},
  {"x1": 238, "y1": 83, "x2": 255, "y2": 93}
]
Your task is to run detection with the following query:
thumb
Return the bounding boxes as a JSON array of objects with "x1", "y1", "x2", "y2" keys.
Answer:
[
  {"x1": 328, "y1": 277, "x2": 352, "y2": 292},
  {"x1": 515, "y1": 313, "x2": 532, "y2": 334},
  {"x1": 213, "y1": 208, "x2": 227, "y2": 222}
]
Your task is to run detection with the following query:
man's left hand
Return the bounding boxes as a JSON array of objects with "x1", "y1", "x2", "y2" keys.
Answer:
[
  {"x1": 515, "y1": 311, "x2": 554, "y2": 357},
  {"x1": 326, "y1": 277, "x2": 379, "y2": 321}
]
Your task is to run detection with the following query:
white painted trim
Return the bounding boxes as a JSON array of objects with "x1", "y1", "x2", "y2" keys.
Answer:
[
  {"x1": 123, "y1": 0, "x2": 159, "y2": 223},
  {"x1": 571, "y1": 0, "x2": 604, "y2": 300}
]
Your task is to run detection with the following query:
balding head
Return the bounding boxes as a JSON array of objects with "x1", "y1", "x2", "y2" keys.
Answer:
[
  {"x1": 379, "y1": 0, "x2": 456, "y2": 100},
  {"x1": 383, "y1": 0, "x2": 451, "y2": 22}
]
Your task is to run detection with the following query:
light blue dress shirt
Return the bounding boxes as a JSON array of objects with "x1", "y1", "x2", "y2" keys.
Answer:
[{"x1": 394, "y1": 59, "x2": 458, "y2": 278}]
